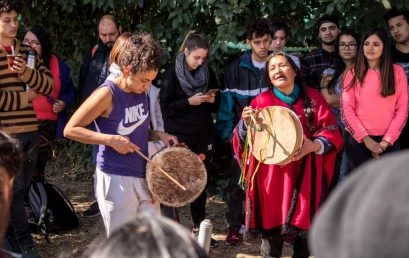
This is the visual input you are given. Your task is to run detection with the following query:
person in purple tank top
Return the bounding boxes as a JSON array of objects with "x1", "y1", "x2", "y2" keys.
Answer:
[{"x1": 64, "y1": 32, "x2": 178, "y2": 236}]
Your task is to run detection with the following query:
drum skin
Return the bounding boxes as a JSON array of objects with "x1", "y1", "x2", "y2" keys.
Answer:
[
  {"x1": 249, "y1": 106, "x2": 303, "y2": 165},
  {"x1": 146, "y1": 147, "x2": 207, "y2": 207}
]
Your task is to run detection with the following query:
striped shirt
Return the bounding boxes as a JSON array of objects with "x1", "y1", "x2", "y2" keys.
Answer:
[{"x1": 0, "y1": 39, "x2": 54, "y2": 134}]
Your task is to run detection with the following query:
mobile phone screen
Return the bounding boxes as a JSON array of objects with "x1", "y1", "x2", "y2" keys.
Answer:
[{"x1": 206, "y1": 89, "x2": 219, "y2": 95}]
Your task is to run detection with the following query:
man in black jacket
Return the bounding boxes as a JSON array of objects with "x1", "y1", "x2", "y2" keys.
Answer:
[
  {"x1": 78, "y1": 14, "x2": 121, "y2": 103},
  {"x1": 78, "y1": 14, "x2": 121, "y2": 217},
  {"x1": 215, "y1": 18, "x2": 271, "y2": 246},
  {"x1": 384, "y1": 9, "x2": 409, "y2": 149}
]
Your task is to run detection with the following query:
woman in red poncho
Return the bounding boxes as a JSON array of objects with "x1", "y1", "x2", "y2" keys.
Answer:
[{"x1": 233, "y1": 52, "x2": 343, "y2": 257}]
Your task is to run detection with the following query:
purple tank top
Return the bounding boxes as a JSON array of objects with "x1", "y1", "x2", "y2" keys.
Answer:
[{"x1": 95, "y1": 80, "x2": 150, "y2": 177}]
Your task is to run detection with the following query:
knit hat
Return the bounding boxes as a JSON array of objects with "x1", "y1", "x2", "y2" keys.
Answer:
[{"x1": 310, "y1": 150, "x2": 409, "y2": 258}]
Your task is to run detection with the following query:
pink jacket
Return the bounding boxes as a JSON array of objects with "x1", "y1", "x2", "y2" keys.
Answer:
[{"x1": 342, "y1": 64, "x2": 408, "y2": 144}]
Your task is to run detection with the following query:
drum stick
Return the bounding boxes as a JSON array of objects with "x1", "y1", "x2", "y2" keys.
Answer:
[{"x1": 134, "y1": 148, "x2": 187, "y2": 191}]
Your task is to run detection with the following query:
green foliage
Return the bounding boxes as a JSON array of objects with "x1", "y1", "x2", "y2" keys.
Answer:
[{"x1": 18, "y1": 0, "x2": 409, "y2": 79}]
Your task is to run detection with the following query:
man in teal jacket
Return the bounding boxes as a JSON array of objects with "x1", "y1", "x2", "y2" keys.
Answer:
[{"x1": 215, "y1": 18, "x2": 271, "y2": 246}]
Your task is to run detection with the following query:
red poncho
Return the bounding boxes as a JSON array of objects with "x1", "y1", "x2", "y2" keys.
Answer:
[{"x1": 233, "y1": 87, "x2": 343, "y2": 233}]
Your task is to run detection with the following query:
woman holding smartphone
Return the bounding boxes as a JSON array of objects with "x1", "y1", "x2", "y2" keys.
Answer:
[
  {"x1": 320, "y1": 29, "x2": 359, "y2": 185},
  {"x1": 320, "y1": 28, "x2": 359, "y2": 131},
  {"x1": 341, "y1": 28, "x2": 408, "y2": 174},
  {"x1": 159, "y1": 31, "x2": 219, "y2": 247}
]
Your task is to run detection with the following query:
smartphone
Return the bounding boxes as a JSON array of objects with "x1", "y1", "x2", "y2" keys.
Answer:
[
  {"x1": 205, "y1": 89, "x2": 219, "y2": 95},
  {"x1": 322, "y1": 67, "x2": 336, "y2": 76}
]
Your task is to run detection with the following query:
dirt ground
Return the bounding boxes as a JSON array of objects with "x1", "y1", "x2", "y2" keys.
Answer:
[{"x1": 33, "y1": 158, "x2": 296, "y2": 258}]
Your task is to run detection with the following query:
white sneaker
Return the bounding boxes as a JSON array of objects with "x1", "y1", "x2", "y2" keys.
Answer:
[{"x1": 239, "y1": 224, "x2": 246, "y2": 235}]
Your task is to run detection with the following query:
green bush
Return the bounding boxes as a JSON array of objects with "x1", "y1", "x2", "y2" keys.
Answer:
[{"x1": 20, "y1": 0, "x2": 409, "y2": 80}]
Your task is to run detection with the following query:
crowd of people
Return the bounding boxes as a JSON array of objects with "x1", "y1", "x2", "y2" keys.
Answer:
[{"x1": 1, "y1": 0, "x2": 409, "y2": 257}]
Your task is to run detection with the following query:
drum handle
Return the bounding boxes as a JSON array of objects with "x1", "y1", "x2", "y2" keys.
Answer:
[
  {"x1": 249, "y1": 112, "x2": 263, "y2": 131},
  {"x1": 134, "y1": 148, "x2": 187, "y2": 191}
]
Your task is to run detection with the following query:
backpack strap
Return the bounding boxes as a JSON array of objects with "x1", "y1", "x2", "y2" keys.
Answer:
[
  {"x1": 50, "y1": 183, "x2": 77, "y2": 214},
  {"x1": 91, "y1": 45, "x2": 98, "y2": 59},
  {"x1": 29, "y1": 182, "x2": 48, "y2": 226},
  {"x1": 29, "y1": 181, "x2": 51, "y2": 243}
]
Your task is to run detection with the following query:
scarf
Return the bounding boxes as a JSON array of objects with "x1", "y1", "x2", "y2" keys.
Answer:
[
  {"x1": 106, "y1": 62, "x2": 121, "y2": 81},
  {"x1": 272, "y1": 83, "x2": 300, "y2": 106},
  {"x1": 175, "y1": 52, "x2": 209, "y2": 97}
]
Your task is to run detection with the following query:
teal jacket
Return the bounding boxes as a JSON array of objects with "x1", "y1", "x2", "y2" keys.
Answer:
[{"x1": 215, "y1": 51, "x2": 270, "y2": 140}]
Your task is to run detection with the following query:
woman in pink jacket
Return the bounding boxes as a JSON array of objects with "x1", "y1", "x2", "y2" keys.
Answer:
[{"x1": 342, "y1": 28, "x2": 408, "y2": 174}]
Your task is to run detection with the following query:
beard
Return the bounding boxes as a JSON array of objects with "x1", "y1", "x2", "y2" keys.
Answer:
[
  {"x1": 105, "y1": 41, "x2": 115, "y2": 49},
  {"x1": 321, "y1": 39, "x2": 336, "y2": 46}
]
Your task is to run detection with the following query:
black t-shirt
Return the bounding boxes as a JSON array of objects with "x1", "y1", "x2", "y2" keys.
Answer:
[
  {"x1": 391, "y1": 45, "x2": 409, "y2": 150},
  {"x1": 391, "y1": 45, "x2": 409, "y2": 80}
]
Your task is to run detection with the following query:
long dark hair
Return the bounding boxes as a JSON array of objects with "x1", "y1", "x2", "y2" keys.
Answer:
[
  {"x1": 25, "y1": 25, "x2": 52, "y2": 69},
  {"x1": 266, "y1": 52, "x2": 315, "y2": 132},
  {"x1": 327, "y1": 28, "x2": 359, "y2": 94},
  {"x1": 347, "y1": 28, "x2": 395, "y2": 97}
]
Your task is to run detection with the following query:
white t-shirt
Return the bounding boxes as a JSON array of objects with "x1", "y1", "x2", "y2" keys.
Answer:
[{"x1": 252, "y1": 59, "x2": 267, "y2": 69}]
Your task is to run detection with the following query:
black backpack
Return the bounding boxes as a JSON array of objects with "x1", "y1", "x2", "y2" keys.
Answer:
[{"x1": 28, "y1": 180, "x2": 79, "y2": 242}]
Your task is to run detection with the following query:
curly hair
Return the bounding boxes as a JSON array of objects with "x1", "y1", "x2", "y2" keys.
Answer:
[
  {"x1": 117, "y1": 32, "x2": 163, "y2": 74},
  {"x1": 0, "y1": 0, "x2": 19, "y2": 14},
  {"x1": 0, "y1": 131, "x2": 22, "y2": 178}
]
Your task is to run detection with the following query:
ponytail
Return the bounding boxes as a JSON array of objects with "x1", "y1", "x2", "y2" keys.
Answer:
[{"x1": 178, "y1": 31, "x2": 209, "y2": 54}]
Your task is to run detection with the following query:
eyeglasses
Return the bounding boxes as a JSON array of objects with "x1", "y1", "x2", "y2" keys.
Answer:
[
  {"x1": 339, "y1": 43, "x2": 357, "y2": 50},
  {"x1": 23, "y1": 40, "x2": 40, "y2": 47}
]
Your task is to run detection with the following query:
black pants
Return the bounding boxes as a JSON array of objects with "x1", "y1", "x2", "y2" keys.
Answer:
[
  {"x1": 398, "y1": 121, "x2": 409, "y2": 150},
  {"x1": 172, "y1": 133, "x2": 214, "y2": 227},
  {"x1": 33, "y1": 120, "x2": 56, "y2": 179},
  {"x1": 7, "y1": 131, "x2": 40, "y2": 247},
  {"x1": 226, "y1": 143, "x2": 244, "y2": 230},
  {"x1": 344, "y1": 132, "x2": 400, "y2": 175},
  {"x1": 260, "y1": 228, "x2": 309, "y2": 258}
]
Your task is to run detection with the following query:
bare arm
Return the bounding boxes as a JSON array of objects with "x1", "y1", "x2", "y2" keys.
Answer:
[
  {"x1": 64, "y1": 87, "x2": 139, "y2": 154},
  {"x1": 320, "y1": 75, "x2": 340, "y2": 108},
  {"x1": 320, "y1": 88, "x2": 340, "y2": 108}
]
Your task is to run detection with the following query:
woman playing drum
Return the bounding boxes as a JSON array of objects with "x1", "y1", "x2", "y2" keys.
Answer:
[
  {"x1": 235, "y1": 52, "x2": 343, "y2": 257},
  {"x1": 64, "y1": 33, "x2": 177, "y2": 237}
]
